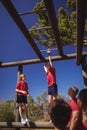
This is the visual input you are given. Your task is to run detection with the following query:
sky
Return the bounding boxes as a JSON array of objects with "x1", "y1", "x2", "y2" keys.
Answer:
[{"x1": 0, "y1": 0, "x2": 87, "y2": 102}]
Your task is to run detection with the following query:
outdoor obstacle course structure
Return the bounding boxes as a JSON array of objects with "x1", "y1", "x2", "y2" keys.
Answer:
[
  {"x1": 0, "y1": 121, "x2": 54, "y2": 129},
  {"x1": 0, "y1": 0, "x2": 87, "y2": 129}
]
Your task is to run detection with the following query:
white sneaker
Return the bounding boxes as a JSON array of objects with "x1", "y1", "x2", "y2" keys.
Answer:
[
  {"x1": 49, "y1": 120, "x2": 52, "y2": 123},
  {"x1": 25, "y1": 117, "x2": 31, "y2": 122},
  {"x1": 21, "y1": 117, "x2": 26, "y2": 124}
]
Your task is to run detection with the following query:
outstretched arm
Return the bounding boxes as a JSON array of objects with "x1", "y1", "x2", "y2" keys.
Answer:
[
  {"x1": 47, "y1": 50, "x2": 53, "y2": 67},
  {"x1": 44, "y1": 65, "x2": 48, "y2": 72}
]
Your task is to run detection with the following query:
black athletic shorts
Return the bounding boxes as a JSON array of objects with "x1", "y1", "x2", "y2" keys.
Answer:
[
  {"x1": 16, "y1": 95, "x2": 27, "y2": 103},
  {"x1": 48, "y1": 84, "x2": 58, "y2": 96}
]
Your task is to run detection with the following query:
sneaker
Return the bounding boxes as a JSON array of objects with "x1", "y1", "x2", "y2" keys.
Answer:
[
  {"x1": 49, "y1": 120, "x2": 52, "y2": 123},
  {"x1": 21, "y1": 117, "x2": 26, "y2": 124},
  {"x1": 25, "y1": 117, "x2": 31, "y2": 122}
]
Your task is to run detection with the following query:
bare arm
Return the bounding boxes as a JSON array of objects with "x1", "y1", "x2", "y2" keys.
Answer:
[
  {"x1": 44, "y1": 65, "x2": 48, "y2": 72},
  {"x1": 47, "y1": 50, "x2": 53, "y2": 67},
  {"x1": 70, "y1": 111, "x2": 79, "y2": 130},
  {"x1": 48, "y1": 55, "x2": 53, "y2": 66},
  {"x1": 44, "y1": 50, "x2": 53, "y2": 72},
  {"x1": 16, "y1": 88, "x2": 27, "y2": 95}
]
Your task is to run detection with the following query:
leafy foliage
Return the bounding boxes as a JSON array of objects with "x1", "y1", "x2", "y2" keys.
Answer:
[
  {"x1": 27, "y1": 95, "x2": 43, "y2": 121},
  {"x1": 0, "y1": 100, "x2": 15, "y2": 122},
  {"x1": 29, "y1": 0, "x2": 77, "y2": 47},
  {"x1": 28, "y1": 90, "x2": 48, "y2": 121},
  {"x1": 58, "y1": 7, "x2": 76, "y2": 45},
  {"x1": 0, "y1": 91, "x2": 67, "y2": 122},
  {"x1": 29, "y1": 0, "x2": 55, "y2": 47}
]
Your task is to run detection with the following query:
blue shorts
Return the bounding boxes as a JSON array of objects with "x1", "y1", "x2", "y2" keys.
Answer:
[
  {"x1": 16, "y1": 95, "x2": 27, "y2": 103},
  {"x1": 48, "y1": 84, "x2": 58, "y2": 96}
]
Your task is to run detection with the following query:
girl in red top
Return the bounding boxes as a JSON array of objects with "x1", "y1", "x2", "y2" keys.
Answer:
[
  {"x1": 77, "y1": 89, "x2": 87, "y2": 130},
  {"x1": 44, "y1": 50, "x2": 58, "y2": 104},
  {"x1": 68, "y1": 86, "x2": 84, "y2": 130},
  {"x1": 16, "y1": 74, "x2": 30, "y2": 124}
]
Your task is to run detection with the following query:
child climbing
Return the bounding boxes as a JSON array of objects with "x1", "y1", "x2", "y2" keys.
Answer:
[{"x1": 44, "y1": 49, "x2": 58, "y2": 104}]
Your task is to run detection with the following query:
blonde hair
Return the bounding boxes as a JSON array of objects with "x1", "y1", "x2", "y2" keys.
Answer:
[{"x1": 19, "y1": 74, "x2": 26, "y2": 80}]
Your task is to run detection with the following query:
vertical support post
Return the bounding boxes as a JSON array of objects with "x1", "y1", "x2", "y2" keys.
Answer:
[
  {"x1": 81, "y1": 56, "x2": 87, "y2": 88},
  {"x1": 17, "y1": 65, "x2": 23, "y2": 82},
  {"x1": 76, "y1": 0, "x2": 87, "y2": 65},
  {"x1": 15, "y1": 65, "x2": 23, "y2": 122}
]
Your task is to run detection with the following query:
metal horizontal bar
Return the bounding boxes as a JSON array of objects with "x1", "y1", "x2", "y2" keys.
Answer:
[
  {"x1": 19, "y1": 8, "x2": 46, "y2": 16},
  {"x1": 29, "y1": 26, "x2": 51, "y2": 31},
  {"x1": 40, "y1": 48, "x2": 57, "y2": 52}
]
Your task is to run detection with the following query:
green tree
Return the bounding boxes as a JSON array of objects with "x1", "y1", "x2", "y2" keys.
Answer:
[
  {"x1": 29, "y1": 0, "x2": 77, "y2": 47},
  {"x1": 29, "y1": 0, "x2": 55, "y2": 47},
  {"x1": 27, "y1": 95, "x2": 43, "y2": 121},
  {"x1": 36, "y1": 96, "x2": 41, "y2": 104},
  {"x1": 36, "y1": 90, "x2": 49, "y2": 121},
  {"x1": 58, "y1": 7, "x2": 76, "y2": 45},
  {"x1": 0, "y1": 100, "x2": 15, "y2": 122},
  {"x1": 40, "y1": 90, "x2": 49, "y2": 120},
  {"x1": 66, "y1": 0, "x2": 76, "y2": 11}
]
